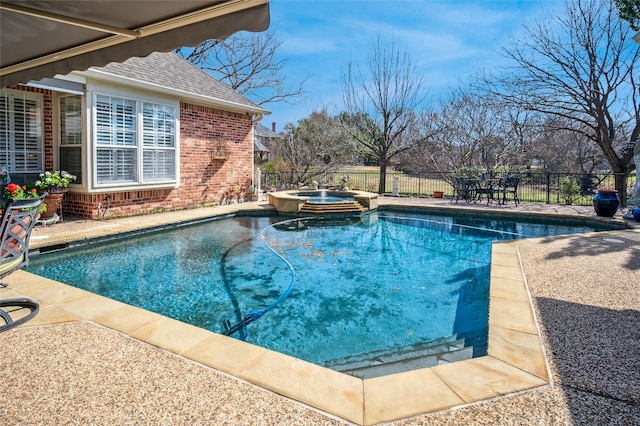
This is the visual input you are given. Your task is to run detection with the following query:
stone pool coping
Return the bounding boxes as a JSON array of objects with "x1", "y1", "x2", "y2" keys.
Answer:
[{"x1": 9, "y1": 200, "x2": 635, "y2": 425}]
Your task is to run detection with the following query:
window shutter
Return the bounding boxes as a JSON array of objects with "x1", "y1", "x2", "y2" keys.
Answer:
[{"x1": 0, "y1": 90, "x2": 44, "y2": 175}]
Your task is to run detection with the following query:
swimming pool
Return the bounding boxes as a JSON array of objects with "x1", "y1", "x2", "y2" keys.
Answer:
[{"x1": 26, "y1": 210, "x2": 609, "y2": 378}]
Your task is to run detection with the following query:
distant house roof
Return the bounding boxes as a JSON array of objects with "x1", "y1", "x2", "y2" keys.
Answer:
[
  {"x1": 254, "y1": 138, "x2": 270, "y2": 153},
  {"x1": 253, "y1": 123, "x2": 280, "y2": 153},
  {"x1": 254, "y1": 123, "x2": 279, "y2": 138},
  {"x1": 80, "y1": 52, "x2": 268, "y2": 115}
]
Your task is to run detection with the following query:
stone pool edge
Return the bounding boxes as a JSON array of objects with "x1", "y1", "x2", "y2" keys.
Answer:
[
  {"x1": 7, "y1": 202, "x2": 575, "y2": 425},
  {"x1": 8, "y1": 238, "x2": 550, "y2": 425}
]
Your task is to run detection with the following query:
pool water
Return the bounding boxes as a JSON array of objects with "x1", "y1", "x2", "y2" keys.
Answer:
[
  {"x1": 26, "y1": 211, "x2": 605, "y2": 376},
  {"x1": 297, "y1": 191, "x2": 354, "y2": 203}
]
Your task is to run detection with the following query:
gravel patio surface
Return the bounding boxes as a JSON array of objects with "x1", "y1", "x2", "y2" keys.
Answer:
[{"x1": 396, "y1": 229, "x2": 640, "y2": 425}]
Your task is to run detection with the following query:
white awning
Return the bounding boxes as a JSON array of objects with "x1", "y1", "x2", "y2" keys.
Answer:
[{"x1": 1, "y1": 0, "x2": 270, "y2": 88}]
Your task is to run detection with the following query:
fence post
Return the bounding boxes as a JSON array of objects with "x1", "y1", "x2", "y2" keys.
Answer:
[
  {"x1": 546, "y1": 171, "x2": 551, "y2": 204},
  {"x1": 392, "y1": 176, "x2": 399, "y2": 196}
]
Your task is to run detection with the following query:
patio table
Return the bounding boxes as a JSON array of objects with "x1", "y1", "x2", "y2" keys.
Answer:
[{"x1": 475, "y1": 178, "x2": 500, "y2": 204}]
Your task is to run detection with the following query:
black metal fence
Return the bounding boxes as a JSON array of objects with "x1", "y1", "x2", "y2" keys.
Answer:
[{"x1": 260, "y1": 170, "x2": 636, "y2": 207}]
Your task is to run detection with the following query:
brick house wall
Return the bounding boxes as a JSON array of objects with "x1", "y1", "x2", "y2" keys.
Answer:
[
  {"x1": 64, "y1": 102, "x2": 254, "y2": 219},
  {"x1": 7, "y1": 86, "x2": 254, "y2": 219}
]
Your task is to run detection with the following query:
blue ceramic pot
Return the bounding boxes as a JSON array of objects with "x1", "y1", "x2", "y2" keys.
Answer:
[
  {"x1": 593, "y1": 189, "x2": 620, "y2": 217},
  {"x1": 633, "y1": 207, "x2": 640, "y2": 222}
]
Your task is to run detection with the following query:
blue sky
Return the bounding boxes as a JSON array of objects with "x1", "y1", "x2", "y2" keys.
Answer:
[{"x1": 260, "y1": 0, "x2": 564, "y2": 130}]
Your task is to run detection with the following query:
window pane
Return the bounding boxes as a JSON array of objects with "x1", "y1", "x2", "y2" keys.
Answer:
[
  {"x1": 142, "y1": 103, "x2": 175, "y2": 148},
  {"x1": 96, "y1": 148, "x2": 136, "y2": 184},
  {"x1": 96, "y1": 95, "x2": 136, "y2": 146},
  {"x1": 60, "y1": 95, "x2": 82, "y2": 145},
  {"x1": 141, "y1": 102, "x2": 176, "y2": 182},
  {"x1": 143, "y1": 149, "x2": 175, "y2": 181},
  {"x1": 60, "y1": 146, "x2": 82, "y2": 184}
]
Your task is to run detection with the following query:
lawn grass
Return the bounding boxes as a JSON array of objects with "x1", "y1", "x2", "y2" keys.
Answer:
[{"x1": 266, "y1": 167, "x2": 636, "y2": 206}]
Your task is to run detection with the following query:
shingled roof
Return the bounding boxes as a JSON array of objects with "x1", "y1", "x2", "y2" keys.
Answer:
[
  {"x1": 86, "y1": 52, "x2": 267, "y2": 115},
  {"x1": 254, "y1": 123, "x2": 279, "y2": 138}
]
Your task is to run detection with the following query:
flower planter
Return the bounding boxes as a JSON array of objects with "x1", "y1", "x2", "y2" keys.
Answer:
[
  {"x1": 593, "y1": 189, "x2": 620, "y2": 217},
  {"x1": 433, "y1": 191, "x2": 444, "y2": 198},
  {"x1": 39, "y1": 189, "x2": 67, "y2": 220}
]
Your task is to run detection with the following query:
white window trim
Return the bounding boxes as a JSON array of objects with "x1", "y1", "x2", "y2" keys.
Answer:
[{"x1": 88, "y1": 85, "x2": 180, "y2": 192}]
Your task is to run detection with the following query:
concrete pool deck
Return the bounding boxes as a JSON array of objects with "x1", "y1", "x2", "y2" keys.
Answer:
[{"x1": 1, "y1": 197, "x2": 639, "y2": 424}]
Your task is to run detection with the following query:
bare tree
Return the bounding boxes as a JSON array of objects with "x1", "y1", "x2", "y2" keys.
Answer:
[
  {"x1": 177, "y1": 29, "x2": 306, "y2": 105},
  {"x1": 486, "y1": 0, "x2": 640, "y2": 204},
  {"x1": 341, "y1": 36, "x2": 429, "y2": 193},
  {"x1": 401, "y1": 86, "x2": 538, "y2": 178},
  {"x1": 270, "y1": 110, "x2": 350, "y2": 186},
  {"x1": 530, "y1": 118, "x2": 607, "y2": 173}
]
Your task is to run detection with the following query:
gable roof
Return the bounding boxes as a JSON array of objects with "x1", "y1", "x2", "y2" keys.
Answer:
[
  {"x1": 254, "y1": 122, "x2": 279, "y2": 138},
  {"x1": 82, "y1": 51, "x2": 267, "y2": 115}
]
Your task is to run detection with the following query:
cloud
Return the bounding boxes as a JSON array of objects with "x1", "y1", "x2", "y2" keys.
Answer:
[{"x1": 264, "y1": 0, "x2": 564, "y2": 125}]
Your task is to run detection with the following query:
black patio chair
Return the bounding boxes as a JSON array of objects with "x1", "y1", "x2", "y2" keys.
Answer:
[
  {"x1": 450, "y1": 177, "x2": 477, "y2": 203},
  {"x1": 0, "y1": 194, "x2": 46, "y2": 282},
  {"x1": 497, "y1": 176, "x2": 520, "y2": 206},
  {"x1": 0, "y1": 297, "x2": 40, "y2": 332},
  {"x1": 0, "y1": 194, "x2": 46, "y2": 331}
]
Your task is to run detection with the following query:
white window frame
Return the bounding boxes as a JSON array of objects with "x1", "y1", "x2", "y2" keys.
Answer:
[
  {"x1": 58, "y1": 93, "x2": 84, "y2": 185},
  {"x1": 92, "y1": 90, "x2": 179, "y2": 190},
  {"x1": 0, "y1": 89, "x2": 44, "y2": 177}
]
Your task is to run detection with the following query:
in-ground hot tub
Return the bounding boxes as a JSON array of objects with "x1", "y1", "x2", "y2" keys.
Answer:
[{"x1": 267, "y1": 189, "x2": 378, "y2": 214}]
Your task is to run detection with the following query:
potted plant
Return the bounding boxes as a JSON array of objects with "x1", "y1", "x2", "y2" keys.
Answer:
[
  {"x1": 558, "y1": 177, "x2": 580, "y2": 205},
  {"x1": 34, "y1": 170, "x2": 76, "y2": 193},
  {"x1": 1, "y1": 183, "x2": 47, "y2": 215},
  {"x1": 246, "y1": 184, "x2": 255, "y2": 201},
  {"x1": 34, "y1": 170, "x2": 76, "y2": 220}
]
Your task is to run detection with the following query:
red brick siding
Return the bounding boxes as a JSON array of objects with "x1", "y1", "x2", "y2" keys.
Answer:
[{"x1": 64, "y1": 102, "x2": 254, "y2": 219}]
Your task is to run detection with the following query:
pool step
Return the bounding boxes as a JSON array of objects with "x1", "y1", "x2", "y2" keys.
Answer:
[
  {"x1": 325, "y1": 338, "x2": 475, "y2": 379},
  {"x1": 299, "y1": 201, "x2": 368, "y2": 215}
]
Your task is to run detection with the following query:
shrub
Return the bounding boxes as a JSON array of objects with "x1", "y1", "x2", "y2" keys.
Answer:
[{"x1": 559, "y1": 177, "x2": 580, "y2": 205}]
